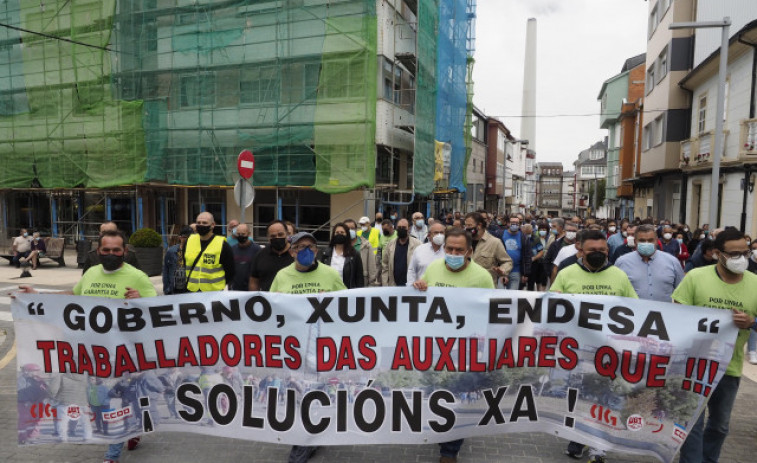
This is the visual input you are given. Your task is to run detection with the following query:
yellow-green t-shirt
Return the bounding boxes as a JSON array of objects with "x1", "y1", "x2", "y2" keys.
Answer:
[
  {"x1": 672, "y1": 265, "x2": 757, "y2": 377},
  {"x1": 550, "y1": 263, "x2": 638, "y2": 299},
  {"x1": 73, "y1": 263, "x2": 157, "y2": 298},
  {"x1": 269, "y1": 262, "x2": 347, "y2": 295},
  {"x1": 421, "y1": 259, "x2": 495, "y2": 289}
]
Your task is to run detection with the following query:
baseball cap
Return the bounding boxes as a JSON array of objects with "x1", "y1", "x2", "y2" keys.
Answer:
[
  {"x1": 290, "y1": 231, "x2": 316, "y2": 245},
  {"x1": 358, "y1": 216, "x2": 370, "y2": 224}
]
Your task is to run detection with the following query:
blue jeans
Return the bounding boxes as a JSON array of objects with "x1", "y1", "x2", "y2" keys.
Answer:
[
  {"x1": 104, "y1": 442, "x2": 124, "y2": 461},
  {"x1": 748, "y1": 330, "x2": 757, "y2": 353},
  {"x1": 679, "y1": 374, "x2": 740, "y2": 463},
  {"x1": 439, "y1": 439, "x2": 464, "y2": 457},
  {"x1": 506, "y1": 272, "x2": 521, "y2": 290}
]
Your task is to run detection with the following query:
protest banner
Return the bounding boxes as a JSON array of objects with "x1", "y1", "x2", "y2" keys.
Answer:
[{"x1": 13, "y1": 288, "x2": 737, "y2": 462}]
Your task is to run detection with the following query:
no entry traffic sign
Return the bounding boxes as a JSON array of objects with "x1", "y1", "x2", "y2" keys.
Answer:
[{"x1": 237, "y1": 150, "x2": 255, "y2": 179}]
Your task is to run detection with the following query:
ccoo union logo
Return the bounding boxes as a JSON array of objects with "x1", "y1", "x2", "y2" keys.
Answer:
[
  {"x1": 30, "y1": 403, "x2": 57, "y2": 419},
  {"x1": 66, "y1": 405, "x2": 81, "y2": 420},
  {"x1": 626, "y1": 414, "x2": 644, "y2": 431}
]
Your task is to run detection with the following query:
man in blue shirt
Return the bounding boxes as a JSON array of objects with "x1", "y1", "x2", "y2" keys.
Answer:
[
  {"x1": 615, "y1": 224, "x2": 684, "y2": 302},
  {"x1": 607, "y1": 219, "x2": 628, "y2": 256},
  {"x1": 660, "y1": 224, "x2": 680, "y2": 257},
  {"x1": 501, "y1": 214, "x2": 531, "y2": 290}
]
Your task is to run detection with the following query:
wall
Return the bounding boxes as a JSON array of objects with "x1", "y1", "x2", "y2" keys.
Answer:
[
  {"x1": 694, "y1": 0, "x2": 757, "y2": 67},
  {"x1": 330, "y1": 189, "x2": 366, "y2": 227}
]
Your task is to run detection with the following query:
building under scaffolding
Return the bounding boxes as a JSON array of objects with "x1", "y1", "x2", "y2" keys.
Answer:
[{"x1": 0, "y1": 0, "x2": 475, "y2": 245}]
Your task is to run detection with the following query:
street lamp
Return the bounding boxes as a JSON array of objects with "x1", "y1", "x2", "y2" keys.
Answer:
[{"x1": 670, "y1": 17, "x2": 730, "y2": 228}]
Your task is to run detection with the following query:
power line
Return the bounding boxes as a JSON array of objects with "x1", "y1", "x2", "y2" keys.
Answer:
[
  {"x1": 0, "y1": 22, "x2": 117, "y2": 53},
  {"x1": 486, "y1": 108, "x2": 667, "y2": 119}
]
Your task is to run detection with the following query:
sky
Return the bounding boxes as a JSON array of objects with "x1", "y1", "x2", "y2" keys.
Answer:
[{"x1": 473, "y1": 0, "x2": 650, "y2": 171}]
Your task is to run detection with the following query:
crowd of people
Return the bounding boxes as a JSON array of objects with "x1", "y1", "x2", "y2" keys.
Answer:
[{"x1": 14, "y1": 208, "x2": 757, "y2": 463}]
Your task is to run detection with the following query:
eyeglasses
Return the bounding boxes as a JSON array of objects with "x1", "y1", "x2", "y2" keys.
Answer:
[
  {"x1": 292, "y1": 244, "x2": 317, "y2": 252},
  {"x1": 721, "y1": 250, "x2": 752, "y2": 259}
]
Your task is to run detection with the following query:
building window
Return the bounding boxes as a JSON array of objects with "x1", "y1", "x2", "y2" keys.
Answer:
[
  {"x1": 657, "y1": 46, "x2": 668, "y2": 83},
  {"x1": 240, "y1": 67, "x2": 278, "y2": 104},
  {"x1": 648, "y1": 5, "x2": 659, "y2": 37},
  {"x1": 653, "y1": 114, "x2": 665, "y2": 146},
  {"x1": 180, "y1": 73, "x2": 215, "y2": 107},
  {"x1": 643, "y1": 123, "x2": 652, "y2": 150},
  {"x1": 646, "y1": 64, "x2": 655, "y2": 94},
  {"x1": 698, "y1": 95, "x2": 707, "y2": 134}
]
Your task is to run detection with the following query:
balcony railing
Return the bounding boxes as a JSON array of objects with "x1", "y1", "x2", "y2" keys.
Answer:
[
  {"x1": 739, "y1": 118, "x2": 757, "y2": 158},
  {"x1": 679, "y1": 130, "x2": 729, "y2": 168}
]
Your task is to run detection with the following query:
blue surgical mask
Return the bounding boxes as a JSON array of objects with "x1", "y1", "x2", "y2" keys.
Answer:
[
  {"x1": 415, "y1": 219, "x2": 424, "y2": 228},
  {"x1": 23, "y1": 232, "x2": 28, "y2": 237},
  {"x1": 510, "y1": 224, "x2": 520, "y2": 232},
  {"x1": 539, "y1": 230, "x2": 547, "y2": 237},
  {"x1": 637, "y1": 242, "x2": 655, "y2": 257},
  {"x1": 445, "y1": 254, "x2": 465, "y2": 270},
  {"x1": 676, "y1": 238, "x2": 683, "y2": 245},
  {"x1": 349, "y1": 229, "x2": 357, "y2": 240},
  {"x1": 296, "y1": 246, "x2": 316, "y2": 267}
]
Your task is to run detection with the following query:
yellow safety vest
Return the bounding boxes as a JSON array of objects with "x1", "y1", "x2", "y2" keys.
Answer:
[
  {"x1": 185, "y1": 234, "x2": 226, "y2": 292},
  {"x1": 358, "y1": 227, "x2": 380, "y2": 254}
]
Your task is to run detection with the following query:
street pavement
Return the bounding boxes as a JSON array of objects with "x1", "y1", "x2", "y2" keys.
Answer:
[{"x1": 0, "y1": 261, "x2": 756, "y2": 462}]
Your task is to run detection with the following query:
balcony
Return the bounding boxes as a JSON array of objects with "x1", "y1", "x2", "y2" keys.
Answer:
[
  {"x1": 739, "y1": 118, "x2": 757, "y2": 159},
  {"x1": 679, "y1": 130, "x2": 729, "y2": 169}
]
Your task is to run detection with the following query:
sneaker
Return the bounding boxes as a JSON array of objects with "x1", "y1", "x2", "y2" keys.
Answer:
[
  {"x1": 288, "y1": 445, "x2": 318, "y2": 463},
  {"x1": 440, "y1": 457, "x2": 458, "y2": 463},
  {"x1": 588, "y1": 447, "x2": 606, "y2": 463},
  {"x1": 127, "y1": 437, "x2": 140, "y2": 450},
  {"x1": 565, "y1": 441, "x2": 587, "y2": 459},
  {"x1": 749, "y1": 351, "x2": 757, "y2": 365}
]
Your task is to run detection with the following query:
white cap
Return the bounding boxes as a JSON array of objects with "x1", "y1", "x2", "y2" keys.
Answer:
[{"x1": 358, "y1": 216, "x2": 371, "y2": 224}]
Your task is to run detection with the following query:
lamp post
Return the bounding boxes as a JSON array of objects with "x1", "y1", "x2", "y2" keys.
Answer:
[{"x1": 670, "y1": 17, "x2": 730, "y2": 228}]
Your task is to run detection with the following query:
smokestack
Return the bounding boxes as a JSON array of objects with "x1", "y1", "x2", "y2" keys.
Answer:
[{"x1": 521, "y1": 18, "x2": 537, "y2": 151}]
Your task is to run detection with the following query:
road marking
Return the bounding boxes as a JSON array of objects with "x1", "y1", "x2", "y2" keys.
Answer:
[
  {"x1": 0, "y1": 312, "x2": 11, "y2": 322},
  {"x1": 0, "y1": 296, "x2": 10, "y2": 305},
  {"x1": 0, "y1": 341, "x2": 16, "y2": 371}
]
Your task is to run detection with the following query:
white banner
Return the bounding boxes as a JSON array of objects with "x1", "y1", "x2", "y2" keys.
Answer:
[{"x1": 13, "y1": 288, "x2": 738, "y2": 463}]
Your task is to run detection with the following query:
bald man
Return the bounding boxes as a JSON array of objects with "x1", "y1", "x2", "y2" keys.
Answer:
[
  {"x1": 183, "y1": 212, "x2": 235, "y2": 292},
  {"x1": 82, "y1": 221, "x2": 141, "y2": 274}
]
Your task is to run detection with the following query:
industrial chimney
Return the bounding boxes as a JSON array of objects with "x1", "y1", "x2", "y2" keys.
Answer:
[{"x1": 521, "y1": 18, "x2": 537, "y2": 150}]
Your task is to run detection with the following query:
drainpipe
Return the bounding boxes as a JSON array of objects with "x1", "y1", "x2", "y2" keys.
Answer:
[{"x1": 738, "y1": 35, "x2": 757, "y2": 232}]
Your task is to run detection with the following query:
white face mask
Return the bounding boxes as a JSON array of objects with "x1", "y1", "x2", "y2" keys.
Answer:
[
  {"x1": 361, "y1": 226, "x2": 370, "y2": 233},
  {"x1": 626, "y1": 236, "x2": 636, "y2": 247},
  {"x1": 432, "y1": 234, "x2": 445, "y2": 246},
  {"x1": 608, "y1": 226, "x2": 616, "y2": 233},
  {"x1": 663, "y1": 233, "x2": 673, "y2": 241},
  {"x1": 724, "y1": 255, "x2": 748, "y2": 274},
  {"x1": 565, "y1": 231, "x2": 577, "y2": 241}
]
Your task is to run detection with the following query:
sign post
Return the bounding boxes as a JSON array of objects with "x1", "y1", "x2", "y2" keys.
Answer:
[{"x1": 236, "y1": 150, "x2": 255, "y2": 224}]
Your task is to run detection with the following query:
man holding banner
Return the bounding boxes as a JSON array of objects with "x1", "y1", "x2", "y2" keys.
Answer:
[
  {"x1": 413, "y1": 226, "x2": 494, "y2": 463},
  {"x1": 19, "y1": 229, "x2": 157, "y2": 463},
  {"x1": 672, "y1": 228, "x2": 757, "y2": 463},
  {"x1": 550, "y1": 229, "x2": 638, "y2": 463},
  {"x1": 270, "y1": 231, "x2": 347, "y2": 463}
]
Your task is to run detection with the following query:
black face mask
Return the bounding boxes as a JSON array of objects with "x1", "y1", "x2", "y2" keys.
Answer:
[
  {"x1": 100, "y1": 254, "x2": 124, "y2": 271},
  {"x1": 270, "y1": 237, "x2": 287, "y2": 251},
  {"x1": 332, "y1": 234, "x2": 347, "y2": 245},
  {"x1": 396, "y1": 228, "x2": 408, "y2": 239},
  {"x1": 586, "y1": 251, "x2": 607, "y2": 269},
  {"x1": 466, "y1": 227, "x2": 478, "y2": 237},
  {"x1": 237, "y1": 236, "x2": 249, "y2": 244},
  {"x1": 383, "y1": 229, "x2": 393, "y2": 237},
  {"x1": 195, "y1": 225, "x2": 212, "y2": 236}
]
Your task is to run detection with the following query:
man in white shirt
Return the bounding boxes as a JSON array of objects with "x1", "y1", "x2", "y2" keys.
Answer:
[
  {"x1": 12, "y1": 228, "x2": 32, "y2": 268},
  {"x1": 410, "y1": 212, "x2": 428, "y2": 243},
  {"x1": 406, "y1": 222, "x2": 445, "y2": 285}
]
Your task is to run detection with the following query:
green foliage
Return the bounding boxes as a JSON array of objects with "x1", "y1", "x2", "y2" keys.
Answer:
[{"x1": 129, "y1": 227, "x2": 162, "y2": 248}]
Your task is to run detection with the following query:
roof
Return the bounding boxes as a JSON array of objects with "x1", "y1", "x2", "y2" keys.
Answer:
[
  {"x1": 597, "y1": 52, "x2": 646, "y2": 100},
  {"x1": 621, "y1": 53, "x2": 646, "y2": 73},
  {"x1": 680, "y1": 19, "x2": 757, "y2": 90}
]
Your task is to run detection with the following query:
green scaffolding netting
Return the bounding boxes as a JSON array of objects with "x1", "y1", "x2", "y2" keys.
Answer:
[
  {"x1": 0, "y1": 0, "x2": 377, "y2": 191},
  {"x1": 0, "y1": 0, "x2": 146, "y2": 188},
  {"x1": 414, "y1": 0, "x2": 439, "y2": 197}
]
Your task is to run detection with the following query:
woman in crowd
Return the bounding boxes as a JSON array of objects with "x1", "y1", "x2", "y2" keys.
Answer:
[{"x1": 319, "y1": 222, "x2": 364, "y2": 288}]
